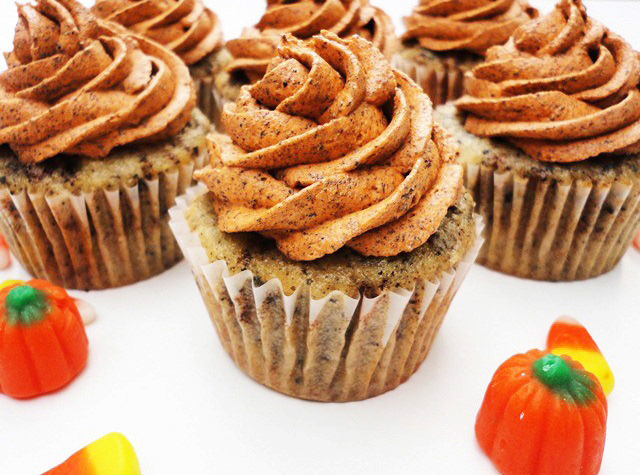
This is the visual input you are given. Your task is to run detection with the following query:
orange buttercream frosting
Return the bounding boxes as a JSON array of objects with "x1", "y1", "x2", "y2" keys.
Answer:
[
  {"x1": 457, "y1": 0, "x2": 640, "y2": 162},
  {"x1": 92, "y1": 0, "x2": 223, "y2": 65},
  {"x1": 195, "y1": 31, "x2": 463, "y2": 261},
  {"x1": 0, "y1": 0, "x2": 194, "y2": 164},
  {"x1": 402, "y1": 0, "x2": 537, "y2": 55},
  {"x1": 225, "y1": 0, "x2": 397, "y2": 83}
]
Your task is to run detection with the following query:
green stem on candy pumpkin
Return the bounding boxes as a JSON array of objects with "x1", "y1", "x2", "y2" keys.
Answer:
[
  {"x1": 5, "y1": 285, "x2": 49, "y2": 325},
  {"x1": 532, "y1": 353, "x2": 596, "y2": 405}
]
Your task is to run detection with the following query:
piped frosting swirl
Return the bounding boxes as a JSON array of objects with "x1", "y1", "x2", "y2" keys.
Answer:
[
  {"x1": 0, "y1": 0, "x2": 194, "y2": 164},
  {"x1": 195, "y1": 31, "x2": 463, "y2": 261},
  {"x1": 456, "y1": 0, "x2": 640, "y2": 162},
  {"x1": 225, "y1": 0, "x2": 397, "y2": 83},
  {"x1": 402, "y1": 0, "x2": 537, "y2": 55},
  {"x1": 92, "y1": 0, "x2": 223, "y2": 65}
]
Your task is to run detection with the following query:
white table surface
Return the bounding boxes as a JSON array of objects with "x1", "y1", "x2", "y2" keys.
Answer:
[{"x1": 1, "y1": 1, "x2": 639, "y2": 474}]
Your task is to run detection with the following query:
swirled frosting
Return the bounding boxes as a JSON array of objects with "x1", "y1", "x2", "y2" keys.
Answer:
[
  {"x1": 402, "y1": 0, "x2": 537, "y2": 55},
  {"x1": 0, "y1": 0, "x2": 194, "y2": 164},
  {"x1": 225, "y1": 0, "x2": 397, "y2": 83},
  {"x1": 456, "y1": 0, "x2": 640, "y2": 162},
  {"x1": 195, "y1": 31, "x2": 463, "y2": 261},
  {"x1": 92, "y1": 0, "x2": 223, "y2": 65}
]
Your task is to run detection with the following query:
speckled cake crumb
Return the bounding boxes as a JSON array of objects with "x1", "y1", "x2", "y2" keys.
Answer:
[{"x1": 185, "y1": 191, "x2": 476, "y2": 299}]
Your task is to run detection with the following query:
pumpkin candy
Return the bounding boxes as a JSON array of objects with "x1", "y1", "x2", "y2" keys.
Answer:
[
  {"x1": 0, "y1": 279, "x2": 89, "y2": 399},
  {"x1": 476, "y1": 350, "x2": 607, "y2": 475},
  {"x1": 547, "y1": 317, "x2": 614, "y2": 395},
  {"x1": 43, "y1": 432, "x2": 140, "y2": 475}
]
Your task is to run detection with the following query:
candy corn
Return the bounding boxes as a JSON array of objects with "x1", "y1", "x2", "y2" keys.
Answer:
[
  {"x1": 0, "y1": 234, "x2": 9, "y2": 269},
  {"x1": 547, "y1": 316, "x2": 614, "y2": 395},
  {"x1": 43, "y1": 433, "x2": 140, "y2": 474}
]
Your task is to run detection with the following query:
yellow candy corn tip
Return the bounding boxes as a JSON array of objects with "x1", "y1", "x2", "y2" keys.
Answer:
[
  {"x1": 0, "y1": 280, "x2": 24, "y2": 291},
  {"x1": 85, "y1": 433, "x2": 141, "y2": 475},
  {"x1": 551, "y1": 347, "x2": 615, "y2": 396}
]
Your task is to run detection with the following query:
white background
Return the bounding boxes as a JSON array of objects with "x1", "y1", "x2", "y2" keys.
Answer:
[{"x1": 1, "y1": 1, "x2": 639, "y2": 474}]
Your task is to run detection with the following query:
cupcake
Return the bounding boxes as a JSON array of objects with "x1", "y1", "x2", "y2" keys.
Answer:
[
  {"x1": 207, "y1": 0, "x2": 398, "y2": 126},
  {"x1": 444, "y1": 0, "x2": 640, "y2": 281},
  {"x1": 91, "y1": 0, "x2": 223, "y2": 118},
  {"x1": 170, "y1": 31, "x2": 483, "y2": 402},
  {"x1": 0, "y1": 0, "x2": 209, "y2": 290},
  {"x1": 394, "y1": 0, "x2": 537, "y2": 106}
]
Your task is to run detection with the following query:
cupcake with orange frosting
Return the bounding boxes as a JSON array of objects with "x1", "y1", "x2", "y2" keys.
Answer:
[
  {"x1": 0, "y1": 0, "x2": 209, "y2": 290},
  {"x1": 394, "y1": 0, "x2": 537, "y2": 106},
  {"x1": 207, "y1": 0, "x2": 398, "y2": 126},
  {"x1": 439, "y1": 0, "x2": 640, "y2": 280},
  {"x1": 169, "y1": 31, "x2": 483, "y2": 401},
  {"x1": 91, "y1": 0, "x2": 223, "y2": 121}
]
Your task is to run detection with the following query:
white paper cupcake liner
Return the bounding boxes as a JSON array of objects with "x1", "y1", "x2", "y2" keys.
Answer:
[
  {"x1": 464, "y1": 163, "x2": 640, "y2": 281},
  {"x1": 0, "y1": 152, "x2": 207, "y2": 290},
  {"x1": 392, "y1": 53, "x2": 468, "y2": 107},
  {"x1": 191, "y1": 50, "x2": 233, "y2": 130},
  {"x1": 193, "y1": 74, "x2": 228, "y2": 129},
  {"x1": 169, "y1": 185, "x2": 484, "y2": 402}
]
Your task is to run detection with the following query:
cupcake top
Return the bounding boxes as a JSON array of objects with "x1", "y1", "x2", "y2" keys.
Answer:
[
  {"x1": 0, "y1": 0, "x2": 194, "y2": 164},
  {"x1": 456, "y1": 0, "x2": 640, "y2": 162},
  {"x1": 195, "y1": 31, "x2": 463, "y2": 261},
  {"x1": 402, "y1": 0, "x2": 537, "y2": 56},
  {"x1": 92, "y1": 0, "x2": 223, "y2": 65},
  {"x1": 225, "y1": 0, "x2": 397, "y2": 83}
]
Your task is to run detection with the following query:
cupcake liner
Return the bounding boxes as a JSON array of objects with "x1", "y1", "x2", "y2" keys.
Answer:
[
  {"x1": 0, "y1": 152, "x2": 207, "y2": 290},
  {"x1": 169, "y1": 185, "x2": 484, "y2": 402},
  {"x1": 193, "y1": 74, "x2": 229, "y2": 129},
  {"x1": 190, "y1": 51, "x2": 233, "y2": 129},
  {"x1": 392, "y1": 53, "x2": 467, "y2": 106},
  {"x1": 464, "y1": 162, "x2": 640, "y2": 281}
]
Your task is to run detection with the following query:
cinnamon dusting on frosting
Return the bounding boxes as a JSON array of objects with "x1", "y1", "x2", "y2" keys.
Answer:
[
  {"x1": 225, "y1": 0, "x2": 397, "y2": 84},
  {"x1": 402, "y1": 0, "x2": 537, "y2": 55},
  {"x1": 457, "y1": 0, "x2": 640, "y2": 162},
  {"x1": 0, "y1": 0, "x2": 195, "y2": 164},
  {"x1": 195, "y1": 31, "x2": 463, "y2": 261},
  {"x1": 92, "y1": 0, "x2": 223, "y2": 65}
]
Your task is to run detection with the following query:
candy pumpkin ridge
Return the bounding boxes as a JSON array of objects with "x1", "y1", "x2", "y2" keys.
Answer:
[
  {"x1": 532, "y1": 353, "x2": 596, "y2": 405},
  {"x1": 4, "y1": 285, "x2": 50, "y2": 326}
]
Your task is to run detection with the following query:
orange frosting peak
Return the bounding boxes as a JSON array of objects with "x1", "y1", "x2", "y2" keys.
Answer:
[
  {"x1": 0, "y1": 0, "x2": 195, "y2": 164},
  {"x1": 92, "y1": 0, "x2": 223, "y2": 65},
  {"x1": 402, "y1": 0, "x2": 537, "y2": 55},
  {"x1": 457, "y1": 0, "x2": 640, "y2": 162},
  {"x1": 225, "y1": 0, "x2": 397, "y2": 84},
  {"x1": 196, "y1": 31, "x2": 463, "y2": 261}
]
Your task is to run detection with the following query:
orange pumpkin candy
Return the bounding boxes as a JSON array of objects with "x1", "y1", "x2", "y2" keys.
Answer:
[
  {"x1": 476, "y1": 349, "x2": 607, "y2": 475},
  {"x1": 0, "y1": 280, "x2": 89, "y2": 399}
]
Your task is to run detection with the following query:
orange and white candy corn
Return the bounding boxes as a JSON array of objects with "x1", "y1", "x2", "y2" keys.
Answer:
[
  {"x1": 43, "y1": 433, "x2": 140, "y2": 475},
  {"x1": 547, "y1": 316, "x2": 614, "y2": 395},
  {"x1": 0, "y1": 234, "x2": 10, "y2": 269}
]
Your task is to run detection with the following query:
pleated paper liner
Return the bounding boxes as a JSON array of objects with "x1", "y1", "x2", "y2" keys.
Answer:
[
  {"x1": 464, "y1": 163, "x2": 640, "y2": 281},
  {"x1": 392, "y1": 51, "x2": 478, "y2": 107},
  {"x1": 169, "y1": 186, "x2": 484, "y2": 402},
  {"x1": 193, "y1": 74, "x2": 231, "y2": 130},
  {"x1": 190, "y1": 49, "x2": 234, "y2": 129},
  {"x1": 0, "y1": 151, "x2": 207, "y2": 290}
]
